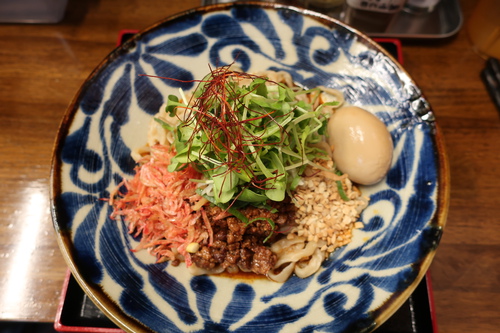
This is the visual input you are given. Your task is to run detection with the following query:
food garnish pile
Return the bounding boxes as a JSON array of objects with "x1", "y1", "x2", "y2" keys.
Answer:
[{"x1": 110, "y1": 66, "x2": 393, "y2": 281}]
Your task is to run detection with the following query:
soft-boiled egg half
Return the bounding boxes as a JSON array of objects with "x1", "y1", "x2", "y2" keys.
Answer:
[{"x1": 327, "y1": 106, "x2": 393, "y2": 185}]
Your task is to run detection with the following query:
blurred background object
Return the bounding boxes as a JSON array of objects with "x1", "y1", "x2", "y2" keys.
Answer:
[
  {"x1": 0, "y1": 0, "x2": 68, "y2": 23},
  {"x1": 307, "y1": 0, "x2": 345, "y2": 18},
  {"x1": 202, "y1": 0, "x2": 306, "y2": 5},
  {"x1": 404, "y1": 0, "x2": 442, "y2": 14},
  {"x1": 308, "y1": 0, "x2": 344, "y2": 7},
  {"x1": 467, "y1": 0, "x2": 500, "y2": 59},
  {"x1": 343, "y1": 0, "x2": 406, "y2": 32}
]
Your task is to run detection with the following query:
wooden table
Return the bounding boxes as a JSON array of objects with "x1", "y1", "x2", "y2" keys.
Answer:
[{"x1": 0, "y1": 0, "x2": 498, "y2": 332}]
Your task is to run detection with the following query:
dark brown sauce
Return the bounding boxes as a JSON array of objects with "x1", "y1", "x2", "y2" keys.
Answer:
[{"x1": 218, "y1": 270, "x2": 269, "y2": 282}]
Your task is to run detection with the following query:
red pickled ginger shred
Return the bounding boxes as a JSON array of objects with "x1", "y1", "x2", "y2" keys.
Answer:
[{"x1": 110, "y1": 144, "x2": 211, "y2": 266}]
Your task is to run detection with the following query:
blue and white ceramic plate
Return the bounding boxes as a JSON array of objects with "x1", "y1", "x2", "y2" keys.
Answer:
[{"x1": 51, "y1": 2, "x2": 449, "y2": 333}]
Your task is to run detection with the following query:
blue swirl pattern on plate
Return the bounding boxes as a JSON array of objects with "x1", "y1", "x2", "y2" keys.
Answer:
[{"x1": 51, "y1": 4, "x2": 446, "y2": 333}]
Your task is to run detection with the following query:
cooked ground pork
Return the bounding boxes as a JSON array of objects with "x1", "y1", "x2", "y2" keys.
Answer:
[{"x1": 192, "y1": 201, "x2": 296, "y2": 275}]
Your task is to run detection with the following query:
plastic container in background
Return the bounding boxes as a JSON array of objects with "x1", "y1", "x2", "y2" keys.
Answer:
[
  {"x1": 404, "y1": 0, "x2": 442, "y2": 14},
  {"x1": 0, "y1": 0, "x2": 68, "y2": 23},
  {"x1": 467, "y1": 0, "x2": 500, "y2": 59},
  {"x1": 343, "y1": 0, "x2": 407, "y2": 33},
  {"x1": 307, "y1": 0, "x2": 345, "y2": 9},
  {"x1": 307, "y1": 0, "x2": 345, "y2": 19}
]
